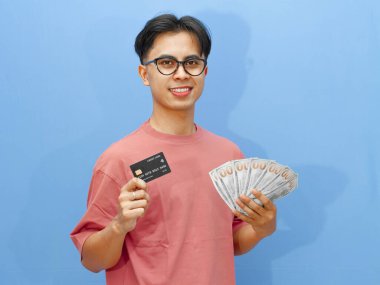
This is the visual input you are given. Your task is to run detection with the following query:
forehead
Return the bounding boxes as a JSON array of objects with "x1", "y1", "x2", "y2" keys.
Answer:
[{"x1": 147, "y1": 31, "x2": 202, "y2": 59}]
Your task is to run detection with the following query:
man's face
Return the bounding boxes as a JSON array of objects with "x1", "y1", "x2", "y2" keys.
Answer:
[{"x1": 138, "y1": 31, "x2": 208, "y2": 113}]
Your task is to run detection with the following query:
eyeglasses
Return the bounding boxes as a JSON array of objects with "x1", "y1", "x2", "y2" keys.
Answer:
[{"x1": 143, "y1": 56, "x2": 207, "y2": 76}]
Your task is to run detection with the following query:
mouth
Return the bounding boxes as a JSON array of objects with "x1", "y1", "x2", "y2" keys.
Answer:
[{"x1": 169, "y1": 87, "x2": 193, "y2": 97}]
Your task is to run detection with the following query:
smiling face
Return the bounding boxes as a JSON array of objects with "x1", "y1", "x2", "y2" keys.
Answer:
[{"x1": 138, "y1": 31, "x2": 208, "y2": 115}]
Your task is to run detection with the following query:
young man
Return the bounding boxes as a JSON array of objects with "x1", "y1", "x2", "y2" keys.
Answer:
[{"x1": 71, "y1": 14, "x2": 276, "y2": 285}]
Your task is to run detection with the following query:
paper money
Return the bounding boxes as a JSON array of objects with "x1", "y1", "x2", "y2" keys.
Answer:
[
  {"x1": 209, "y1": 170, "x2": 236, "y2": 210},
  {"x1": 233, "y1": 159, "x2": 250, "y2": 200},
  {"x1": 209, "y1": 158, "x2": 298, "y2": 212}
]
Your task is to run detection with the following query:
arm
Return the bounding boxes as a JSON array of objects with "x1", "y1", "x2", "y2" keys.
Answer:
[
  {"x1": 232, "y1": 190, "x2": 277, "y2": 255},
  {"x1": 81, "y1": 220, "x2": 127, "y2": 272},
  {"x1": 81, "y1": 178, "x2": 150, "y2": 272}
]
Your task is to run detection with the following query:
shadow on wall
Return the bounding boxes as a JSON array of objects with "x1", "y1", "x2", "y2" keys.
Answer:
[
  {"x1": 235, "y1": 165, "x2": 347, "y2": 285},
  {"x1": 194, "y1": 11, "x2": 348, "y2": 285},
  {"x1": 195, "y1": 11, "x2": 267, "y2": 158}
]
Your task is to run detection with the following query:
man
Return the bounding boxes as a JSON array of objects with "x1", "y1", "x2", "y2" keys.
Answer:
[{"x1": 71, "y1": 14, "x2": 276, "y2": 285}]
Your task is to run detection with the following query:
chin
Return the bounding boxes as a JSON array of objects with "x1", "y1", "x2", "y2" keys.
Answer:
[
  {"x1": 162, "y1": 102, "x2": 196, "y2": 112},
  {"x1": 156, "y1": 97, "x2": 199, "y2": 112},
  {"x1": 170, "y1": 104, "x2": 195, "y2": 112}
]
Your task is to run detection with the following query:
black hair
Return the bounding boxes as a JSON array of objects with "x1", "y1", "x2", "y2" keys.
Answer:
[{"x1": 134, "y1": 14, "x2": 212, "y2": 64}]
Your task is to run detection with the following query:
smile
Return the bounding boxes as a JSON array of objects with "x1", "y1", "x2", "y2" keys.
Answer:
[{"x1": 169, "y1": 87, "x2": 193, "y2": 97}]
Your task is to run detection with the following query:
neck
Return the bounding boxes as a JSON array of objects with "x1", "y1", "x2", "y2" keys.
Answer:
[{"x1": 149, "y1": 108, "x2": 196, "y2": 136}]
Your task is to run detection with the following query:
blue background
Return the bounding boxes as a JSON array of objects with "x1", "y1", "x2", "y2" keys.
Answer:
[{"x1": 1, "y1": 1, "x2": 379, "y2": 284}]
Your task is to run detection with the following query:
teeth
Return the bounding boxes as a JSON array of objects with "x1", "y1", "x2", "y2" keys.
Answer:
[{"x1": 172, "y1": 88, "x2": 190, "y2": 92}]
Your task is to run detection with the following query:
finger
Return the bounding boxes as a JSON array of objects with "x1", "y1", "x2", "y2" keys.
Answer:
[
  {"x1": 119, "y1": 189, "x2": 150, "y2": 203},
  {"x1": 121, "y1": 199, "x2": 148, "y2": 210},
  {"x1": 239, "y1": 195, "x2": 265, "y2": 216},
  {"x1": 235, "y1": 199, "x2": 260, "y2": 219},
  {"x1": 145, "y1": 192, "x2": 150, "y2": 202},
  {"x1": 144, "y1": 193, "x2": 151, "y2": 212},
  {"x1": 121, "y1": 207, "x2": 145, "y2": 220},
  {"x1": 234, "y1": 209, "x2": 268, "y2": 229},
  {"x1": 252, "y1": 190, "x2": 275, "y2": 210},
  {"x1": 121, "y1": 178, "x2": 147, "y2": 193},
  {"x1": 131, "y1": 189, "x2": 149, "y2": 200},
  {"x1": 233, "y1": 210, "x2": 256, "y2": 224}
]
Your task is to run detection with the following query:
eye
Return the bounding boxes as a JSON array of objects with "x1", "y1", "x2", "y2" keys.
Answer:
[
  {"x1": 157, "y1": 58, "x2": 176, "y2": 66},
  {"x1": 185, "y1": 59, "x2": 200, "y2": 66}
]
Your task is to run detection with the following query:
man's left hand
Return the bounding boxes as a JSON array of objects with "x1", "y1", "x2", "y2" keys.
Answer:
[{"x1": 234, "y1": 190, "x2": 277, "y2": 239}]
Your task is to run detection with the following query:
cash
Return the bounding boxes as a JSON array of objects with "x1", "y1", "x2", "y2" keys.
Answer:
[{"x1": 209, "y1": 158, "x2": 298, "y2": 212}]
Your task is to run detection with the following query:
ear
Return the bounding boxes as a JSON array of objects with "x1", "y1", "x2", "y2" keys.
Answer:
[
  {"x1": 138, "y1": 65, "x2": 150, "y2": 86},
  {"x1": 204, "y1": 66, "x2": 208, "y2": 76}
]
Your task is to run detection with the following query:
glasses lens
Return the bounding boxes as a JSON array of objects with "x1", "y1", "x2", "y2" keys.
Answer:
[
  {"x1": 184, "y1": 58, "x2": 205, "y2": 76},
  {"x1": 156, "y1": 58, "x2": 177, "y2": 75}
]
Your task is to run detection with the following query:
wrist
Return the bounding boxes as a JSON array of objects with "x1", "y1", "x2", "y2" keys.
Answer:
[
  {"x1": 251, "y1": 226, "x2": 271, "y2": 241},
  {"x1": 111, "y1": 218, "x2": 128, "y2": 236}
]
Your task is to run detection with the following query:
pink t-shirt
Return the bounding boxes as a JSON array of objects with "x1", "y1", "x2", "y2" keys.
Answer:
[{"x1": 71, "y1": 121, "x2": 246, "y2": 285}]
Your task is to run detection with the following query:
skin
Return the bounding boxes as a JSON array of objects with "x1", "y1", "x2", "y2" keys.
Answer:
[
  {"x1": 80, "y1": 31, "x2": 277, "y2": 272},
  {"x1": 233, "y1": 190, "x2": 277, "y2": 255},
  {"x1": 138, "y1": 31, "x2": 208, "y2": 135},
  {"x1": 81, "y1": 178, "x2": 150, "y2": 272}
]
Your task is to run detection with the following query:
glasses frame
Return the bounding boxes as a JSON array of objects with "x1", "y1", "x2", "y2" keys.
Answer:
[{"x1": 143, "y1": 56, "x2": 207, "y2": 76}]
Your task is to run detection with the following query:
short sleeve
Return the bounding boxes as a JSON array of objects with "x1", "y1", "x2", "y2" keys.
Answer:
[
  {"x1": 232, "y1": 216, "x2": 248, "y2": 233},
  {"x1": 232, "y1": 143, "x2": 245, "y2": 160},
  {"x1": 70, "y1": 170, "x2": 121, "y2": 255}
]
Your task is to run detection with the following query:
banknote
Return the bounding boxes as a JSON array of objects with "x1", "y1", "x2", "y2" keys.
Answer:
[
  {"x1": 256, "y1": 163, "x2": 288, "y2": 194},
  {"x1": 214, "y1": 162, "x2": 236, "y2": 205},
  {"x1": 266, "y1": 167, "x2": 296, "y2": 192},
  {"x1": 233, "y1": 159, "x2": 250, "y2": 199},
  {"x1": 263, "y1": 170, "x2": 298, "y2": 200},
  {"x1": 209, "y1": 158, "x2": 298, "y2": 212},
  {"x1": 209, "y1": 168, "x2": 235, "y2": 211},
  {"x1": 245, "y1": 158, "x2": 273, "y2": 200}
]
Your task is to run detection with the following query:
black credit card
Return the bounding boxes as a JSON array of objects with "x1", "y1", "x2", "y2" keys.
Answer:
[{"x1": 130, "y1": 152, "x2": 171, "y2": 182}]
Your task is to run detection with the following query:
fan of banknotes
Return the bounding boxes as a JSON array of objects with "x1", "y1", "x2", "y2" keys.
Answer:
[{"x1": 209, "y1": 158, "x2": 298, "y2": 212}]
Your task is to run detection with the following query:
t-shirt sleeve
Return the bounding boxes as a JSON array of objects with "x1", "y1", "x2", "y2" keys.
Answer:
[
  {"x1": 70, "y1": 170, "x2": 122, "y2": 256},
  {"x1": 233, "y1": 215, "x2": 248, "y2": 233},
  {"x1": 232, "y1": 143, "x2": 245, "y2": 160}
]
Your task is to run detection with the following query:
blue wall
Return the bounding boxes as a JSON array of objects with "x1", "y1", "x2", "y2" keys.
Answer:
[{"x1": 1, "y1": 1, "x2": 379, "y2": 284}]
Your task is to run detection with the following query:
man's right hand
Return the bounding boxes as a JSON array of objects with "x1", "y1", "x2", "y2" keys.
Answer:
[
  {"x1": 81, "y1": 177, "x2": 150, "y2": 272},
  {"x1": 113, "y1": 177, "x2": 150, "y2": 235}
]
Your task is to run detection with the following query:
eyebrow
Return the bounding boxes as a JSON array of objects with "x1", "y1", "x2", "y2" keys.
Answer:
[{"x1": 157, "y1": 54, "x2": 203, "y2": 60}]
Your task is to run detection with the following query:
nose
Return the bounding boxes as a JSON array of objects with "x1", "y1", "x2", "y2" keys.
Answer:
[{"x1": 172, "y1": 63, "x2": 190, "y2": 80}]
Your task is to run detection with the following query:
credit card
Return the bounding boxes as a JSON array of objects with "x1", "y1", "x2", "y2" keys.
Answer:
[{"x1": 130, "y1": 152, "x2": 171, "y2": 182}]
